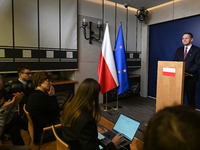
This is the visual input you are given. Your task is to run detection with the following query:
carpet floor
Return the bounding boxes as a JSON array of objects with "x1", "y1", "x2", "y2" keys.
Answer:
[{"x1": 100, "y1": 96, "x2": 156, "y2": 140}]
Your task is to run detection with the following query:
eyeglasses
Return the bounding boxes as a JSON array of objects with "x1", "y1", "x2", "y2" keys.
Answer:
[
  {"x1": 46, "y1": 79, "x2": 53, "y2": 83},
  {"x1": 23, "y1": 72, "x2": 32, "y2": 75}
]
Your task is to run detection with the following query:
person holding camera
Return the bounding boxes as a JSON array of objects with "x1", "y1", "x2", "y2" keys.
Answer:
[{"x1": 0, "y1": 75, "x2": 25, "y2": 145}]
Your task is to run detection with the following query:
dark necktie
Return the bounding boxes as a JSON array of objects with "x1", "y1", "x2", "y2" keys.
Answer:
[{"x1": 184, "y1": 47, "x2": 188, "y2": 60}]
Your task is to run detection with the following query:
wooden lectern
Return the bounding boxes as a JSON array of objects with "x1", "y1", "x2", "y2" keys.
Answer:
[{"x1": 156, "y1": 61, "x2": 185, "y2": 112}]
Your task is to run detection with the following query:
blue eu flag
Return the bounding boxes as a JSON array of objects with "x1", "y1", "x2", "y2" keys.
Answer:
[{"x1": 114, "y1": 24, "x2": 130, "y2": 95}]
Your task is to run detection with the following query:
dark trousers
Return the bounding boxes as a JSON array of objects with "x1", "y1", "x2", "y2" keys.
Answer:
[
  {"x1": 184, "y1": 79, "x2": 197, "y2": 108},
  {"x1": 3, "y1": 113, "x2": 28, "y2": 145}
]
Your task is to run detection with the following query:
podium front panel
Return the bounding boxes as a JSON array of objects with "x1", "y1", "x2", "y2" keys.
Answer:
[{"x1": 156, "y1": 61, "x2": 185, "y2": 112}]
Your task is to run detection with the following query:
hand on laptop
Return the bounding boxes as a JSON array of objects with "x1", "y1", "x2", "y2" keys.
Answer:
[{"x1": 111, "y1": 133, "x2": 125, "y2": 147}]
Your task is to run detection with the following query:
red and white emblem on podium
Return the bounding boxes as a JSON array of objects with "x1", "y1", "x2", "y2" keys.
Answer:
[{"x1": 163, "y1": 67, "x2": 176, "y2": 77}]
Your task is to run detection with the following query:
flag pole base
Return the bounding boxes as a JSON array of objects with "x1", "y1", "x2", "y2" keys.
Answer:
[
  {"x1": 112, "y1": 105, "x2": 123, "y2": 110},
  {"x1": 101, "y1": 106, "x2": 112, "y2": 111}
]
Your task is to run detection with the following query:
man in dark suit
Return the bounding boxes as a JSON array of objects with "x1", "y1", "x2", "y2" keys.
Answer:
[
  {"x1": 174, "y1": 32, "x2": 200, "y2": 108},
  {"x1": 16, "y1": 65, "x2": 32, "y2": 118}
]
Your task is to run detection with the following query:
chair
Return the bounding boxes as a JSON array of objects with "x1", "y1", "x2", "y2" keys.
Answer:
[
  {"x1": 18, "y1": 103, "x2": 26, "y2": 118},
  {"x1": 52, "y1": 125, "x2": 70, "y2": 150},
  {"x1": 23, "y1": 104, "x2": 53, "y2": 150}
]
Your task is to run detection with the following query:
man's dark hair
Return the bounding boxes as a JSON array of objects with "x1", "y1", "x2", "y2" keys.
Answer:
[
  {"x1": 17, "y1": 65, "x2": 31, "y2": 74},
  {"x1": 184, "y1": 32, "x2": 193, "y2": 38},
  {"x1": 142, "y1": 105, "x2": 200, "y2": 150}
]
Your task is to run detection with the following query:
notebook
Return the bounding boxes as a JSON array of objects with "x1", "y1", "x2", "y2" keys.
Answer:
[{"x1": 99, "y1": 114, "x2": 140, "y2": 149}]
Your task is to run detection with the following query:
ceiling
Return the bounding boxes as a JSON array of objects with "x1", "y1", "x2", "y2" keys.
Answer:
[{"x1": 107, "y1": 0, "x2": 173, "y2": 9}]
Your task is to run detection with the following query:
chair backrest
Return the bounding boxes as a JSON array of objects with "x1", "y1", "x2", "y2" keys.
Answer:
[
  {"x1": 52, "y1": 125, "x2": 70, "y2": 150},
  {"x1": 23, "y1": 104, "x2": 35, "y2": 145}
]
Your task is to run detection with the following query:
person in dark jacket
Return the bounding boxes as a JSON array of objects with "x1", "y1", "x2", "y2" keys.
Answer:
[
  {"x1": 26, "y1": 71, "x2": 60, "y2": 143},
  {"x1": 173, "y1": 32, "x2": 200, "y2": 108},
  {"x1": 16, "y1": 65, "x2": 33, "y2": 118},
  {"x1": 61, "y1": 78, "x2": 125, "y2": 150},
  {"x1": 0, "y1": 75, "x2": 26, "y2": 146}
]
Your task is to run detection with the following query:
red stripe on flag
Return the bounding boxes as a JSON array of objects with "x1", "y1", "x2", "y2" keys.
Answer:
[
  {"x1": 98, "y1": 52, "x2": 117, "y2": 94},
  {"x1": 163, "y1": 72, "x2": 175, "y2": 77}
]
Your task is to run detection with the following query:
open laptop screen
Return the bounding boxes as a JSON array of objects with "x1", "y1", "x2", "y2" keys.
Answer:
[{"x1": 113, "y1": 114, "x2": 140, "y2": 141}]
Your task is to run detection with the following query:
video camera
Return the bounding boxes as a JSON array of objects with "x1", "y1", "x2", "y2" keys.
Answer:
[
  {"x1": 0, "y1": 81, "x2": 35, "y2": 107},
  {"x1": 2, "y1": 82, "x2": 35, "y2": 94}
]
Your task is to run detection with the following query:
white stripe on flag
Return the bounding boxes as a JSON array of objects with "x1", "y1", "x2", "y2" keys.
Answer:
[{"x1": 163, "y1": 68, "x2": 175, "y2": 73}]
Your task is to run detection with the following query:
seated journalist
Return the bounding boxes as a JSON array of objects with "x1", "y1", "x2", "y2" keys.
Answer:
[
  {"x1": 26, "y1": 71, "x2": 61, "y2": 144},
  {"x1": 61, "y1": 78, "x2": 125, "y2": 150},
  {"x1": 141, "y1": 105, "x2": 200, "y2": 150},
  {"x1": 0, "y1": 75, "x2": 24, "y2": 136},
  {"x1": 0, "y1": 75, "x2": 31, "y2": 149},
  {"x1": 16, "y1": 65, "x2": 33, "y2": 119}
]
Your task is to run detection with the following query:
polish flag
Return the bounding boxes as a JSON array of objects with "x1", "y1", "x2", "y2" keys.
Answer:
[
  {"x1": 97, "y1": 23, "x2": 119, "y2": 94},
  {"x1": 163, "y1": 67, "x2": 176, "y2": 77}
]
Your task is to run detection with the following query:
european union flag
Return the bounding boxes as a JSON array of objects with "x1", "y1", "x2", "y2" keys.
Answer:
[{"x1": 114, "y1": 24, "x2": 130, "y2": 95}]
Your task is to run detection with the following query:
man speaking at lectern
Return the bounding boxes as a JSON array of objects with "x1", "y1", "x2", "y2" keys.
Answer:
[{"x1": 173, "y1": 32, "x2": 200, "y2": 108}]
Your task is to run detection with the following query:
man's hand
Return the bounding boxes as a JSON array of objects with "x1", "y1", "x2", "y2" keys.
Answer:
[
  {"x1": 12, "y1": 92, "x2": 24, "y2": 103},
  {"x1": 3, "y1": 92, "x2": 24, "y2": 108},
  {"x1": 3, "y1": 97, "x2": 15, "y2": 109}
]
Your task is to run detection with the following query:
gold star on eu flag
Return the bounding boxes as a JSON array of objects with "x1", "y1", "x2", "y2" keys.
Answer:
[
  {"x1": 118, "y1": 71, "x2": 120, "y2": 74},
  {"x1": 120, "y1": 46, "x2": 122, "y2": 49},
  {"x1": 123, "y1": 69, "x2": 126, "y2": 72},
  {"x1": 114, "y1": 49, "x2": 116, "y2": 51}
]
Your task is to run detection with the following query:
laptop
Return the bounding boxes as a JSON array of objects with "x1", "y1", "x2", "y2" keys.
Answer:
[{"x1": 98, "y1": 114, "x2": 140, "y2": 149}]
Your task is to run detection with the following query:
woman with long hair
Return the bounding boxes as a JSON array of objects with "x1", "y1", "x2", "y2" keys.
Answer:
[
  {"x1": 61, "y1": 78, "x2": 124, "y2": 150},
  {"x1": 26, "y1": 71, "x2": 60, "y2": 143}
]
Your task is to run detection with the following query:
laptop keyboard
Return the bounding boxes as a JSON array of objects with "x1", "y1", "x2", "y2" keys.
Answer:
[
  {"x1": 105, "y1": 131, "x2": 116, "y2": 140},
  {"x1": 120, "y1": 140, "x2": 127, "y2": 145},
  {"x1": 105, "y1": 131, "x2": 127, "y2": 145}
]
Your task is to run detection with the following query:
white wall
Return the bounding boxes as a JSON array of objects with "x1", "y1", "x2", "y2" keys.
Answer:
[{"x1": 75, "y1": 0, "x2": 142, "y2": 103}]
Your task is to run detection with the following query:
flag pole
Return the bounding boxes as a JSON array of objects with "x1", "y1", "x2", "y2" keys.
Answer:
[
  {"x1": 112, "y1": 23, "x2": 129, "y2": 110},
  {"x1": 101, "y1": 92, "x2": 112, "y2": 111},
  {"x1": 112, "y1": 93, "x2": 122, "y2": 110}
]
